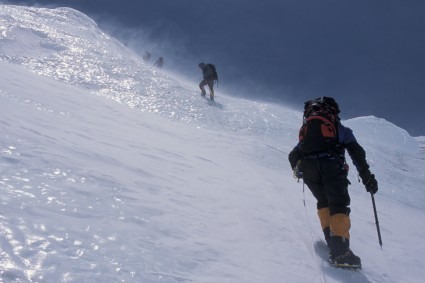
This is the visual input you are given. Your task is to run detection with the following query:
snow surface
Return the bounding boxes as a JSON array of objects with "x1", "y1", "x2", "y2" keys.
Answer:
[{"x1": 1, "y1": 4, "x2": 425, "y2": 283}]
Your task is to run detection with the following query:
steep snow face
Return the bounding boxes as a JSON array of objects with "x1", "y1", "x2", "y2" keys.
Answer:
[{"x1": 1, "y1": 4, "x2": 425, "y2": 283}]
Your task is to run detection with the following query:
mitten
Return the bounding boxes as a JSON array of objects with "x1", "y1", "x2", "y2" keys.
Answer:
[
  {"x1": 293, "y1": 167, "x2": 303, "y2": 179},
  {"x1": 293, "y1": 160, "x2": 303, "y2": 179},
  {"x1": 359, "y1": 170, "x2": 378, "y2": 194}
]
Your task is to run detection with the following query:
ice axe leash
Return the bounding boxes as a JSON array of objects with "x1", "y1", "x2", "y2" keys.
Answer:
[{"x1": 370, "y1": 192, "x2": 383, "y2": 249}]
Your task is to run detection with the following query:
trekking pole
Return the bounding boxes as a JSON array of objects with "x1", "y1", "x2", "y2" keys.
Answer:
[{"x1": 370, "y1": 193, "x2": 383, "y2": 249}]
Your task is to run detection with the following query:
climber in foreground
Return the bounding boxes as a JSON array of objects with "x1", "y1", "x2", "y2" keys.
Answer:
[{"x1": 288, "y1": 96, "x2": 378, "y2": 269}]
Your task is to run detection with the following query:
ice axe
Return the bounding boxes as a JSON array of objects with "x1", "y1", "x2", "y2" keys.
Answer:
[{"x1": 371, "y1": 193, "x2": 383, "y2": 249}]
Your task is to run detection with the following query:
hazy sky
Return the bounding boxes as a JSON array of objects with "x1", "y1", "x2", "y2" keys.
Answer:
[{"x1": 9, "y1": 0, "x2": 425, "y2": 136}]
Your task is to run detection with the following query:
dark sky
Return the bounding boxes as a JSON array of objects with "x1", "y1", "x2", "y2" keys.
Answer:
[{"x1": 9, "y1": 0, "x2": 425, "y2": 136}]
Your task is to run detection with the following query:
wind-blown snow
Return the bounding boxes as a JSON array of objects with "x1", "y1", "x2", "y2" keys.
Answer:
[{"x1": 1, "y1": 5, "x2": 425, "y2": 283}]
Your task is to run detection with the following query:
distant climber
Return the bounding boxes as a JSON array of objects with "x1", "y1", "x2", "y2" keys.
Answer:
[
  {"x1": 143, "y1": 52, "x2": 151, "y2": 62},
  {"x1": 198, "y1": 63, "x2": 218, "y2": 101},
  {"x1": 154, "y1": 57, "x2": 164, "y2": 68}
]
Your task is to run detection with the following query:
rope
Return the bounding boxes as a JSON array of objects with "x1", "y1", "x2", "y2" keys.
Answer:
[{"x1": 302, "y1": 180, "x2": 327, "y2": 283}]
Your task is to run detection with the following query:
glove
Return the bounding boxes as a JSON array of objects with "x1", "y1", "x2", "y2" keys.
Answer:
[
  {"x1": 359, "y1": 170, "x2": 378, "y2": 194},
  {"x1": 293, "y1": 160, "x2": 303, "y2": 179},
  {"x1": 293, "y1": 167, "x2": 303, "y2": 179}
]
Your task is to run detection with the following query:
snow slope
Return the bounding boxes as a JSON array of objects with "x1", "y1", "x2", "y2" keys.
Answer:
[{"x1": 1, "y1": 5, "x2": 425, "y2": 283}]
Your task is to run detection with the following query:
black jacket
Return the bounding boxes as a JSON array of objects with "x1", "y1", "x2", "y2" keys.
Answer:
[
  {"x1": 289, "y1": 122, "x2": 370, "y2": 174},
  {"x1": 201, "y1": 64, "x2": 215, "y2": 80}
]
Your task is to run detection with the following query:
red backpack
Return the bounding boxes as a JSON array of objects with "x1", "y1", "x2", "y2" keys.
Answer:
[{"x1": 299, "y1": 97, "x2": 340, "y2": 154}]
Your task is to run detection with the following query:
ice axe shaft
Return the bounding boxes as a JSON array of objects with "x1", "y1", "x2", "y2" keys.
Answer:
[{"x1": 371, "y1": 193, "x2": 383, "y2": 249}]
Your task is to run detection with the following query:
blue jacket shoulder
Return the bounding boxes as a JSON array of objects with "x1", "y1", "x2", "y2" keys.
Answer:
[{"x1": 338, "y1": 123, "x2": 357, "y2": 145}]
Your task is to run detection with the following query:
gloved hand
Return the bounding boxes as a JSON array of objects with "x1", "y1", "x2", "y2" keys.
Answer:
[
  {"x1": 293, "y1": 167, "x2": 303, "y2": 179},
  {"x1": 359, "y1": 170, "x2": 378, "y2": 194},
  {"x1": 293, "y1": 160, "x2": 303, "y2": 179}
]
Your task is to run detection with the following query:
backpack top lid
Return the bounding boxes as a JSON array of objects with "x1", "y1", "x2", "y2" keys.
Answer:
[{"x1": 303, "y1": 96, "x2": 340, "y2": 119}]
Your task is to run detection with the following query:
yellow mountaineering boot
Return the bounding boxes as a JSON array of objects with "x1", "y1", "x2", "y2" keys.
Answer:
[{"x1": 328, "y1": 213, "x2": 361, "y2": 269}]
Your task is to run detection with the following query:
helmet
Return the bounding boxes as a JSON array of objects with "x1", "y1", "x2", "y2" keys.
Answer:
[{"x1": 304, "y1": 96, "x2": 340, "y2": 118}]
